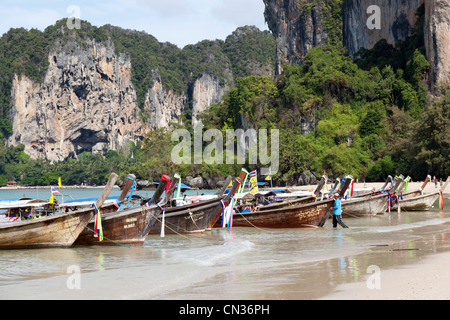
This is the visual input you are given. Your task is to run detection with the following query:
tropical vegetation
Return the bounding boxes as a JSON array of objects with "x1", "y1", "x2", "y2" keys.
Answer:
[{"x1": 0, "y1": 5, "x2": 448, "y2": 187}]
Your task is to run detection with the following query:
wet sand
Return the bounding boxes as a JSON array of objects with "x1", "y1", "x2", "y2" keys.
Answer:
[
  {"x1": 305, "y1": 180, "x2": 450, "y2": 300},
  {"x1": 321, "y1": 251, "x2": 450, "y2": 300}
]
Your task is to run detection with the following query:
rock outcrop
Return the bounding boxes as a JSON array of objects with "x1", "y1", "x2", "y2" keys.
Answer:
[
  {"x1": 8, "y1": 40, "x2": 146, "y2": 162},
  {"x1": 424, "y1": 0, "x2": 450, "y2": 87},
  {"x1": 145, "y1": 72, "x2": 230, "y2": 129},
  {"x1": 145, "y1": 72, "x2": 186, "y2": 130},
  {"x1": 191, "y1": 73, "x2": 229, "y2": 126},
  {"x1": 343, "y1": 0, "x2": 423, "y2": 56},
  {"x1": 7, "y1": 40, "x2": 236, "y2": 160},
  {"x1": 3, "y1": 23, "x2": 278, "y2": 161},
  {"x1": 264, "y1": 0, "x2": 328, "y2": 75},
  {"x1": 263, "y1": 0, "x2": 450, "y2": 88}
]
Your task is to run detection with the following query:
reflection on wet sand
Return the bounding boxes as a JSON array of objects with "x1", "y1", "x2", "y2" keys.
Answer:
[{"x1": 0, "y1": 199, "x2": 449, "y2": 300}]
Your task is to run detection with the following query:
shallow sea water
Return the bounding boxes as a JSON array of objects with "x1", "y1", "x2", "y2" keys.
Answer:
[{"x1": 0, "y1": 188, "x2": 449, "y2": 300}]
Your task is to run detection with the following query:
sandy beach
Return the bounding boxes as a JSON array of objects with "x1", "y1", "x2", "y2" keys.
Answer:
[
  {"x1": 320, "y1": 251, "x2": 450, "y2": 300},
  {"x1": 318, "y1": 179, "x2": 450, "y2": 300}
]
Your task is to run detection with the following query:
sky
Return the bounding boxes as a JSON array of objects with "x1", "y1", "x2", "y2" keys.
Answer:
[{"x1": 0, "y1": 0, "x2": 269, "y2": 48}]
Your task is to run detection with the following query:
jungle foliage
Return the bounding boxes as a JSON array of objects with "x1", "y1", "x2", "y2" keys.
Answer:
[{"x1": 0, "y1": 6, "x2": 448, "y2": 186}]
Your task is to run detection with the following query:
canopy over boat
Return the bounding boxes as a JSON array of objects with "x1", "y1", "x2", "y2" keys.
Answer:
[
  {"x1": 59, "y1": 195, "x2": 143, "y2": 208},
  {"x1": 0, "y1": 199, "x2": 51, "y2": 210}
]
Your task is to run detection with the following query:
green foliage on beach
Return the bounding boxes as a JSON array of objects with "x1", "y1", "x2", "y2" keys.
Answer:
[
  {"x1": 0, "y1": 142, "x2": 142, "y2": 187},
  {"x1": 0, "y1": 5, "x2": 448, "y2": 186}
]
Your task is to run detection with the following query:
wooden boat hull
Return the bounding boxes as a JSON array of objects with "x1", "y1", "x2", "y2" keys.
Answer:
[
  {"x1": 341, "y1": 194, "x2": 388, "y2": 217},
  {"x1": 148, "y1": 170, "x2": 246, "y2": 234},
  {"x1": 230, "y1": 199, "x2": 334, "y2": 228},
  {"x1": 0, "y1": 209, "x2": 93, "y2": 249},
  {"x1": 396, "y1": 193, "x2": 440, "y2": 211},
  {"x1": 74, "y1": 206, "x2": 159, "y2": 246},
  {"x1": 397, "y1": 190, "x2": 422, "y2": 200},
  {"x1": 148, "y1": 199, "x2": 225, "y2": 234},
  {"x1": 257, "y1": 196, "x2": 317, "y2": 211}
]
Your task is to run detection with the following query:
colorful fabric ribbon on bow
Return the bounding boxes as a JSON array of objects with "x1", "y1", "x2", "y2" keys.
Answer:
[{"x1": 93, "y1": 204, "x2": 103, "y2": 241}]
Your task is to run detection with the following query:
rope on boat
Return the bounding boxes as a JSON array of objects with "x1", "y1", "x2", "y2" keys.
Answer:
[
  {"x1": 152, "y1": 215, "x2": 197, "y2": 241},
  {"x1": 233, "y1": 211, "x2": 276, "y2": 233},
  {"x1": 187, "y1": 208, "x2": 203, "y2": 232}
]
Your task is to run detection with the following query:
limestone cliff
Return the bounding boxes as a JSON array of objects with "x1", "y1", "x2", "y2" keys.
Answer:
[
  {"x1": 8, "y1": 40, "x2": 146, "y2": 162},
  {"x1": 191, "y1": 73, "x2": 229, "y2": 126},
  {"x1": 145, "y1": 71, "x2": 186, "y2": 130},
  {"x1": 343, "y1": 0, "x2": 422, "y2": 56},
  {"x1": 424, "y1": 0, "x2": 450, "y2": 87},
  {"x1": 263, "y1": 0, "x2": 450, "y2": 88},
  {"x1": 145, "y1": 72, "x2": 229, "y2": 129},
  {"x1": 264, "y1": 0, "x2": 328, "y2": 75}
]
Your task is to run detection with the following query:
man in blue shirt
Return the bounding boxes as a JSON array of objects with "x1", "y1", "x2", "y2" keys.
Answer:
[{"x1": 333, "y1": 194, "x2": 348, "y2": 228}]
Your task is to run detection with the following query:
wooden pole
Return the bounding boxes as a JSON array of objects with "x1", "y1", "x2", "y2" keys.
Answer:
[
  {"x1": 95, "y1": 173, "x2": 118, "y2": 209},
  {"x1": 118, "y1": 174, "x2": 136, "y2": 202}
]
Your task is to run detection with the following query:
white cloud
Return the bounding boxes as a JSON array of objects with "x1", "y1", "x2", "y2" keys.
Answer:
[
  {"x1": 0, "y1": 5, "x2": 63, "y2": 33},
  {"x1": 212, "y1": 0, "x2": 267, "y2": 27},
  {"x1": 0, "y1": 0, "x2": 269, "y2": 47},
  {"x1": 135, "y1": 0, "x2": 195, "y2": 18}
]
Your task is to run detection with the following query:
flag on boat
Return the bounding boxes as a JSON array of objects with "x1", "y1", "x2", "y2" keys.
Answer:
[
  {"x1": 51, "y1": 187, "x2": 61, "y2": 195},
  {"x1": 58, "y1": 177, "x2": 62, "y2": 188},
  {"x1": 265, "y1": 168, "x2": 271, "y2": 181},
  {"x1": 161, "y1": 174, "x2": 171, "y2": 194},
  {"x1": 93, "y1": 205, "x2": 103, "y2": 241},
  {"x1": 249, "y1": 170, "x2": 258, "y2": 194}
]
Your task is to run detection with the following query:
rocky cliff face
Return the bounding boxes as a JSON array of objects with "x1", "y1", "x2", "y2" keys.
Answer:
[
  {"x1": 343, "y1": 0, "x2": 422, "y2": 56},
  {"x1": 264, "y1": 0, "x2": 450, "y2": 88},
  {"x1": 145, "y1": 71, "x2": 229, "y2": 129},
  {"x1": 145, "y1": 72, "x2": 186, "y2": 130},
  {"x1": 191, "y1": 73, "x2": 229, "y2": 126},
  {"x1": 8, "y1": 40, "x2": 146, "y2": 162},
  {"x1": 264, "y1": 0, "x2": 328, "y2": 75},
  {"x1": 7, "y1": 39, "x2": 231, "y2": 160},
  {"x1": 424, "y1": 0, "x2": 450, "y2": 87},
  {"x1": 6, "y1": 43, "x2": 237, "y2": 161}
]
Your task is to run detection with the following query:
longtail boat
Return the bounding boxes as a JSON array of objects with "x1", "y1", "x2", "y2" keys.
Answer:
[
  {"x1": 74, "y1": 174, "x2": 174, "y2": 246},
  {"x1": 0, "y1": 173, "x2": 118, "y2": 249},
  {"x1": 148, "y1": 170, "x2": 246, "y2": 234},
  {"x1": 340, "y1": 175, "x2": 405, "y2": 217},
  {"x1": 229, "y1": 176, "x2": 352, "y2": 228},
  {"x1": 396, "y1": 176, "x2": 449, "y2": 211},
  {"x1": 212, "y1": 176, "x2": 329, "y2": 228},
  {"x1": 341, "y1": 193, "x2": 388, "y2": 217},
  {"x1": 396, "y1": 175, "x2": 431, "y2": 201},
  {"x1": 0, "y1": 198, "x2": 56, "y2": 219},
  {"x1": 258, "y1": 176, "x2": 328, "y2": 210}
]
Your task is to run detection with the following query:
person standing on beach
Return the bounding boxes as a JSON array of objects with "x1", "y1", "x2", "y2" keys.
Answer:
[{"x1": 333, "y1": 194, "x2": 348, "y2": 228}]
